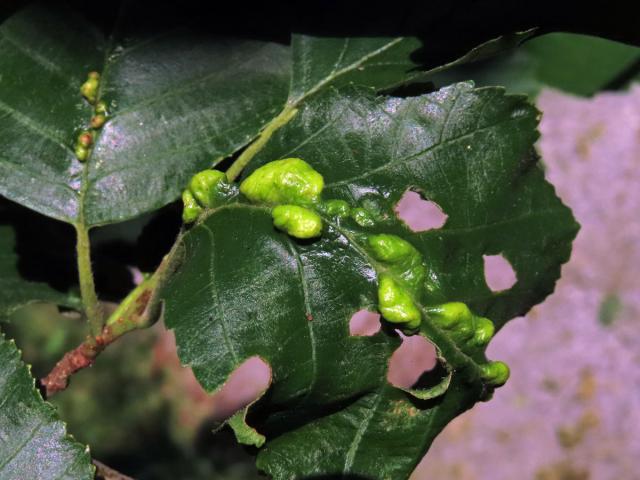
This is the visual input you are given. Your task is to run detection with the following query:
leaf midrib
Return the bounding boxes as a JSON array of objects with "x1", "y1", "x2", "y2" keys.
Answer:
[
  {"x1": 319, "y1": 214, "x2": 486, "y2": 381},
  {"x1": 201, "y1": 222, "x2": 240, "y2": 365},
  {"x1": 282, "y1": 235, "x2": 319, "y2": 401},
  {"x1": 288, "y1": 37, "x2": 405, "y2": 106},
  {"x1": 196, "y1": 202, "x2": 486, "y2": 383}
]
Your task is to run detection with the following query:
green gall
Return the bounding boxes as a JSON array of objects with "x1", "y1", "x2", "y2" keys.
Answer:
[
  {"x1": 182, "y1": 190, "x2": 202, "y2": 224},
  {"x1": 480, "y1": 360, "x2": 510, "y2": 387},
  {"x1": 472, "y1": 317, "x2": 495, "y2": 347},
  {"x1": 427, "y1": 302, "x2": 472, "y2": 330},
  {"x1": 77, "y1": 132, "x2": 93, "y2": 148},
  {"x1": 188, "y1": 169, "x2": 227, "y2": 208},
  {"x1": 351, "y1": 208, "x2": 376, "y2": 227},
  {"x1": 368, "y1": 234, "x2": 416, "y2": 263},
  {"x1": 322, "y1": 199, "x2": 350, "y2": 218},
  {"x1": 377, "y1": 274, "x2": 421, "y2": 330},
  {"x1": 272, "y1": 205, "x2": 323, "y2": 239},
  {"x1": 90, "y1": 114, "x2": 106, "y2": 129},
  {"x1": 95, "y1": 101, "x2": 108, "y2": 114},
  {"x1": 367, "y1": 234, "x2": 427, "y2": 292},
  {"x1": 428, "y1": 302, "x2": 498, "y2": 347},
  {"x1": 80, "y1": 72, "x2": 100, "y2": 104},
  {"x1": 240, "y1": 158, "x2": 324, "y2": 206},
  {"x1": 75, "y1": 145, "x2": 89, "y2": 162}
]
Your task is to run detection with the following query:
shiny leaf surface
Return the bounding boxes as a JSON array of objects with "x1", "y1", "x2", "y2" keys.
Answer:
[
  {"x1": 0, "y1": 4, "x2": 290, "y2": 226},
  {"x1": 0, "y1": 333, "x2": 93, "y2": 479},
  {"x1": 0, "y1": 5, "x2": 437, "y2": 228},
  {"x1": 163, "y1": 84, "x2": 578, "y2": 478}
]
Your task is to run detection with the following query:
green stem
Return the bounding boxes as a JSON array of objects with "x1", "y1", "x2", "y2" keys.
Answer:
[
  {"x1": 104, "y1": 274, "x2": 159, "y2": 336},
  {"x1": 103, "y1": 228, "x2": 184, "y2": 337},
  {"x1": 41, "y1": 237, "x2": 184, "y2": 398},
  {"x1": 225, "y1": 106, "x2": 298, "y2": 182},
  {"x1": 75, "y1": 224, "x2": 103, "y2": 337}
]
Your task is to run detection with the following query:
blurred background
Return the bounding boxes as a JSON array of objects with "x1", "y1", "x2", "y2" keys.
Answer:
[{"x1": 1, "y1": 29, "x2": 639, "y2": 480}]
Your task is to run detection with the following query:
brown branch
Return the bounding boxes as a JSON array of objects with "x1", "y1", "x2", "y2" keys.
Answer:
[
  {"x1": 93, "y1": 460, "x2": 134, "y2": 480},
  {"x1": 40, "y1": 238, "x2": 184, "y2": 398},
  {"x1": 40, "y1": 335, "x2": 106, "y2": 397},
  {"x1": 41, "y1": 278, "x2": 157, "y2": 397}
]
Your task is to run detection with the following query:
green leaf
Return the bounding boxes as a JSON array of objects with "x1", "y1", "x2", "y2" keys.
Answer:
[
  {"x1": 0, "y1": 4, "x2": 291, "y2": 227},
  {"x1": 429, "y1": 33, "x2": 640, "y2": 97},
  {"x1": 162, "y1": 83, "x2": 578, "y2": 478},
  {"x1": 0, "y1": 224, "x2": 81, "y2": 318},
  {"x1": 0, "y1": 4, "x2": 443, "y2": 228},
  {"x1": 288, "y1": 36, "x2": 423, "y2": 103},
  {"x1": 0, "y1": 333, "x2": 93, "y2": 479}
]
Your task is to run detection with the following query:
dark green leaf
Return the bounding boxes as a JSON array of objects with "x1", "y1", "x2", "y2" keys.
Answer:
[
  {"x1": 163, "y1": 84, "x2": 578, "y2": 478},
  {"x1": 0, "y1": 225, "x2": 81, "y2": 318},
  {"x1": 288, "y1": 36, "x2": 423, "y2": 103},
  {"x1": 0, "y1": 4, "x2": 290, "y2": 226},
  {"x1": 0, "y1": 5, "x2": 442, "y2": 228},
  {"x1": 428, "y1": 33, "x2": 640, "y2": 97},
  {"x1": 0, "y1": 333, "x2": 93, "y2": 479}
]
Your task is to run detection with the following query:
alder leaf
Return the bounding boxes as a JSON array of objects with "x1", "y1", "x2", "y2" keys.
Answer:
[
  {"x1": 0, "y1": 4, "x2": 290, "y2": 227},
  {"x1": 162, "y1": 83, "x2": 578, "y2": 479},
  {"x1": 0, "y1": 4, "x2": 530, "y2": 228},
  {"x1": 0, "y1": 333, "x2": 93, "y2": 479}
]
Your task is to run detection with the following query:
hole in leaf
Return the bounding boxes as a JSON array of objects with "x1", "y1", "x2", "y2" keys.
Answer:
[
  {"x1": 394, "y1": 190, "x2": 447, "y2": 232},
  {"x1": 349, "y1": 309, "x2": 382, "y2": 336},
  {"x1": 209, "y1": 356, "x2": 272, "y2": 421},
  {"x1": 483, "y1": 254, "x2": 517, "y2": 292},
  {"x1": 387, "y1": 333, "x2": 437, "y2": 389}
]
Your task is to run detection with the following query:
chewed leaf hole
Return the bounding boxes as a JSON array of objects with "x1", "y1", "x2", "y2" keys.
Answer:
[
  {"x1": 349, "y1": 310, "x2": 382, "y2": 336},
  {"x1": 387, "y1": 333, "x2": 437, "y2": 389},
  {"x1": 394, "y1": 190, "x2": 447, "y2": 232},
  {"x1": 483, "y1": 254, "x2": 517, "y2": 292},
  {"x1": 210, "y1": 356, "x2": 272, "y2": 420}
]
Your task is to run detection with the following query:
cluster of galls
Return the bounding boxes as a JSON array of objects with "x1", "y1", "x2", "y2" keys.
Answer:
[
  {"x1": 425, "y1": 303, "x2": 510, "y2": 387},
  {"x1": 75, "y1": 72, "x2": 109, "y2": 162},
  {"x1": 181, "y1": 170, "x2": 233, "y2": 223},
  {"x1": 181, "y1": 158, "x2": 510, "y2": 389}
]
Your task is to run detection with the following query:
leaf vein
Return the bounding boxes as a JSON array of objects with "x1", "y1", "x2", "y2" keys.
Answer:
[
  {"x1": 326, "y1": 112, "x2": 521, "y2": 189},
  {"x1": 0, "y1": 31, "x2": 78, "y2": 89},
  {"x1": 283, "y1": 237, "x2": 318, "y2": 398},
  {"x1": 293, "y1": 37, "x2": 404, "y2": 105},
  {"x1": 202, "y1": 223, "x2": 240, "y2": 365},
  {"x1": 343, "y1": 391, "x2": 384, "y2": 473},
  {"x1": 0, "y1": 100, "x2": 72, "y2": 155}
]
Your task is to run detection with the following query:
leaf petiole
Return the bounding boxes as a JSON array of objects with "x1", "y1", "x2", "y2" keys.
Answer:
[
  {"x1": 225, "y1": 106, "x2": 298, "y2": 182},
  {"x1": 75, "y1": 224, "x2": 103, "y2": 337}
]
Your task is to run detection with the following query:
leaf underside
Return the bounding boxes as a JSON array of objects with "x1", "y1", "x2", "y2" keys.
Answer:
[
  {"x1": 163, "y1": 83, "x2": 578, "y2": 479},
  {"x1": 0, "y1": 334, "x2": 93, "y2": 480}
]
